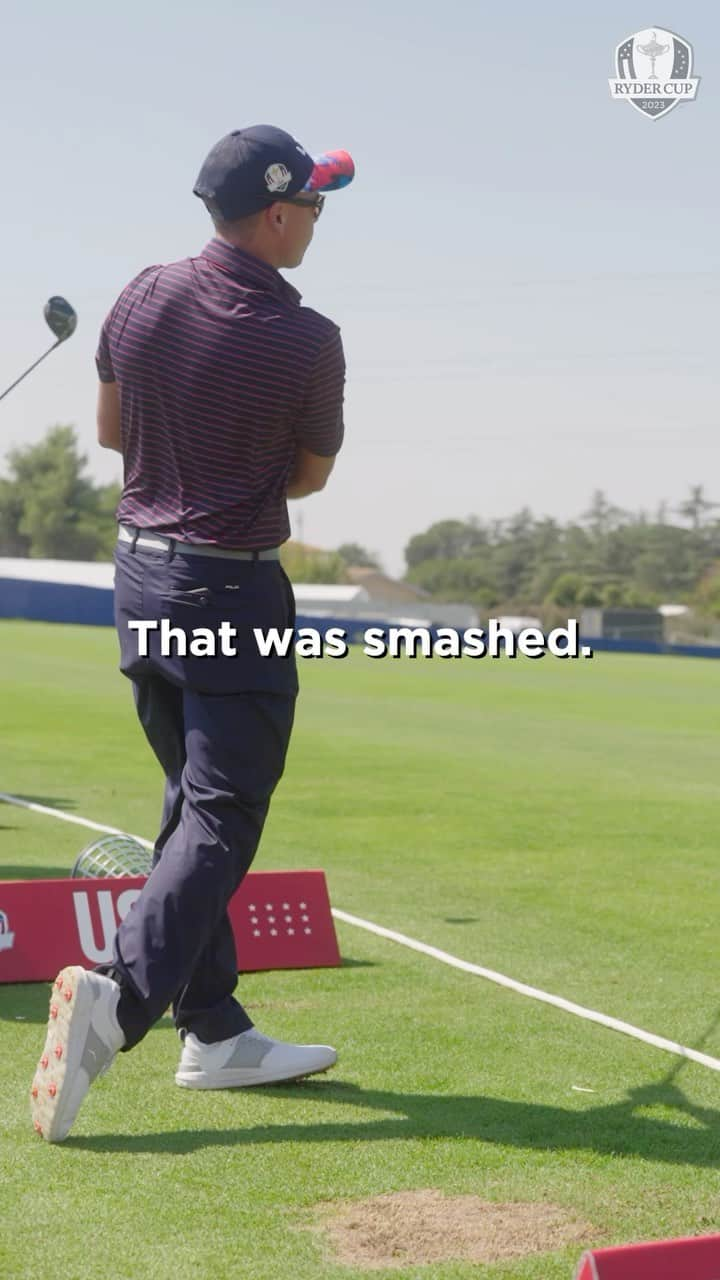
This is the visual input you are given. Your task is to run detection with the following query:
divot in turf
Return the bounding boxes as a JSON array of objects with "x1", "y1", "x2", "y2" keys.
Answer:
[{"x1": 307, "y1": 1188, "x2": 595, "y2": 1269}]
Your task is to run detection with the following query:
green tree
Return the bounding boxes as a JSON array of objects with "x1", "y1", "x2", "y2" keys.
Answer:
[
  {"x1": 581, "y1": 490, "x2": 627, "y2": 537},
  {"x1": 336, "y1": 542, "x2": 380, "y2": 569},
  {"x1": 406, "y1": 556, "x2": 498, "y2": 608},
  {"x1": 694, "y1": 562, "x2": 720, "y2": 619},
  {"x1": 546, "y1": 572, "x2": 585, "y2": 606},
  {"x1": 577, "y1": 583, "x2": 603, "y2": 606},
  {"x1": 0, "y1": 426, "x2": 119, "y2": 560},
  {"x1": 405, "y1": 519, "x2": 485, "y2": 568},
  {"x1": 300, "y1": 552, "x2": 347, "y2": 583},
  {"x1": 676, "y1": 485, "x2": 718, "y2": 531},
  {"x1": 602, "y1": 583, "x2": 624, "y2": 607},
  {"x1": 0, "y1": 478, "x2": 26, "y2": 556},
  {"x1": 280, "y1": 542, "x2": 347, "y2": 583},
  {"x1": 400, "y1": 492, "x2": 720, "y2": 621},
  {"x1": 623, "y1": 586, "x2": 658, "y2": 608}
]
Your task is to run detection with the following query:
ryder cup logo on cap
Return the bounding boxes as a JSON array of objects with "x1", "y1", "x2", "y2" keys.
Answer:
[
  {"x1": 0, "y1": 909, "x2": 15, "y2": 952},
  {"x1": 193, "y1": 124, "x2": 355, "y2": 220},
  {"x1": 264, "y1": 162, "x2": 293, "y2": 193},
  {"x1": 609, "y1": 28, "x2": 700, "y2": 119}
]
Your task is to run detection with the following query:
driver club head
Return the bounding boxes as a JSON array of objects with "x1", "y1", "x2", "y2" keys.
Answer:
[{"x1": 44, "y1": 296, "x2": 77, "y2": 343}]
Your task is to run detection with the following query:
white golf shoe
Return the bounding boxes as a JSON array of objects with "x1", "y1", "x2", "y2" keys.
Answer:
[
  {"x1": 175, "y1": 1027, "x2": 338, "y2": 1089},
  {"x1": 30, "y1": 966, "x2": 125, "y2": 1142}
]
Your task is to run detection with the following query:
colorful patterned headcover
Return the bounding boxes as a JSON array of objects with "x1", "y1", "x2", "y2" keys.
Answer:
[{"x1": 304, "y1": 150, "x2": 355, "y2": 193}]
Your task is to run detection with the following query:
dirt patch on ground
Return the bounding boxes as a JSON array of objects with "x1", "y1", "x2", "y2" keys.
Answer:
[{"x1": 309, "y1": 1189, "x2": 592, "y2": 1270}]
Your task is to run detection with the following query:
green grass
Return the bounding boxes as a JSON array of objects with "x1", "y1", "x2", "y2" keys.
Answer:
[{"x1": 1, "y1": 620, "x2": 720, "y2": 1279}]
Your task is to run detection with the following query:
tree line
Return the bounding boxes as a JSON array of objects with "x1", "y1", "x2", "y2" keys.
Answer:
[
  {"x1": 404, "y1": 493, "x2": 720, "y2": 618},
  {"x1": 0, "y1": 426, "x2": 120, "y2": 560},
  {"x1": 1, "y1": 426, "x2": 718, "y2": 618}
]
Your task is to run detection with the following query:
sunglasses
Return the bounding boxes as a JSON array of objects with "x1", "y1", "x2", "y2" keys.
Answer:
[{"x1": 276, "y1": 193, "x2": 325, "y2": 220}]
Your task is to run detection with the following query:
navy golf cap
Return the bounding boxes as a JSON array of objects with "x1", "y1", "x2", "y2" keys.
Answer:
[{"x1": 193, "y1": 124, "x2": 355, "y2": 221}]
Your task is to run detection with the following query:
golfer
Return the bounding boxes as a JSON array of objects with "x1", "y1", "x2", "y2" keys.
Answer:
[{"x1": 31, "y1": 124, "x2": 354, "y2": 1142}]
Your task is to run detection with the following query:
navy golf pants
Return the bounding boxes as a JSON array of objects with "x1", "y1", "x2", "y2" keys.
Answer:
[{"x1": 102, "y1": 540, "x2": 297, "y2": 1050}]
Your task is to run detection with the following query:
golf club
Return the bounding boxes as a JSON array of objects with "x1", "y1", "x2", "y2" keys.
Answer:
[{"x1": 0, "y1": 297, "x2": 77, "y2": 404}]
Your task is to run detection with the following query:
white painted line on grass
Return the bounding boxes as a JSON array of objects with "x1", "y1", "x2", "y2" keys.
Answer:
[
  {"x1": 332, "y1": 908, "x2": 720, "y2": 1074},
  {"x1": 0, "y1": 792, "x2": 153, "y2": 850},
  {"x1": 3, "y1": 790, "x2": 720, "y2": 1074}
]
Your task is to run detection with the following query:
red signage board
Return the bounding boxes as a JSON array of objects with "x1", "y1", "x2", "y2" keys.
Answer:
[
  {"x1": 575, "y1": 1234, "x2": 720, "y2": 1279},
  {"x1": 0, "y1": 870, "x2": 340, "y2": 983}
]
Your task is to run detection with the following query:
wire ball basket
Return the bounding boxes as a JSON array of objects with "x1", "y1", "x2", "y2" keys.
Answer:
[{"x1": 71, "y1": 834, "x2": 153, "y2": 879}]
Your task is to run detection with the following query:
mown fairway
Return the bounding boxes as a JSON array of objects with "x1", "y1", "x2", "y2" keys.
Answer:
[{"x1": 1, "y1": 619, "x2": 719, "y2": 1279}]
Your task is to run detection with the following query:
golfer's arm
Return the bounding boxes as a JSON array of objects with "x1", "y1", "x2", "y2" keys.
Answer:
[
  {"x1": 286, "y1": 448, "x2": 336, "y2": 499},
  {"x1": 97, "y1": 380, "x2": 122, "y2": 453}
]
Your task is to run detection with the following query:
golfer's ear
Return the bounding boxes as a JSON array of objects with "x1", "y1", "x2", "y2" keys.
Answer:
[
  {"x1": 267, "y1": 202, "x2": 288, "y2": 228},
  {"x1": 97, "y1": 379, "x2": 122, "y2": 452}
]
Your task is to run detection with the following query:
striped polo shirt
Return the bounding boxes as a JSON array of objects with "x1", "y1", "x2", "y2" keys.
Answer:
[{"x1": 95, "y1": 238, "x2": 345, "y2": 549}]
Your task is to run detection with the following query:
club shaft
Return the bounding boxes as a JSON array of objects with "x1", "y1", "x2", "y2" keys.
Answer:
[{"x1": 0, "y1": 340, "x2": 61, "y2": 404}]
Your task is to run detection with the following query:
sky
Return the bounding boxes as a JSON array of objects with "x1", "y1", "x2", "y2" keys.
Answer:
[{"x1": 0, "y1": 1, "x2": 717, "y2": 576}]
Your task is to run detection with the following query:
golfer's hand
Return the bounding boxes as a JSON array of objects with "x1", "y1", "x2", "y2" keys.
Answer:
[{"x1": 286, "y1": 447, "x2": 336, "y2": 499}]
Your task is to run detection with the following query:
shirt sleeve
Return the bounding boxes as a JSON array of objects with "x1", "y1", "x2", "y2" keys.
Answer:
[
  {"x1": 294, "y1": 328, "x2": 346, "y2": 457},
  {"x1": 94, "y1": 268, "x2": 161, "y2": 384},
  {"x1": 95, "y1": 312, "x2": 116, "y2": 383}
]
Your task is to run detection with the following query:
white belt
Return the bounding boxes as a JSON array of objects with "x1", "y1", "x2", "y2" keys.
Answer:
[{"x1": 118, "y1": 524, "x2": 280, "y2": 561}]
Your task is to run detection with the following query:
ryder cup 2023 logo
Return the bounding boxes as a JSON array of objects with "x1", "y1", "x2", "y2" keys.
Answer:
[{"x1": 609, "y1": 28, "x2": 699, "y2": 119}]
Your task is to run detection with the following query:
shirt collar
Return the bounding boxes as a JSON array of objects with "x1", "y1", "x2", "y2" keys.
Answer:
[{"x1": 199, "y1": 238, "x2": 302, "y2": 304}]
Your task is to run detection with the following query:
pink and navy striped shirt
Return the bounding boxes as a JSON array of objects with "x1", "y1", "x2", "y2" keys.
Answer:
[{"x1": 95, "y1": 238, "x2": 345, "y2": 549}]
